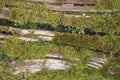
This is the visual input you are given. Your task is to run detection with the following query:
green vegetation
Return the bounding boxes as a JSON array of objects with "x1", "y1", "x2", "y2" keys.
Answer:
[
  {"x1": 25, "y1": 69, "x2": 115, "y2": 80},
  {"x1": 0, "y1": 0, "x2": 120, "y2": 80},
  {"x1": 0, "y1": 37, "x2": 92, "y2": 61},
  {"x1": 95, "y1": 0, "x2": 120, "y2": 10},
  {"x1": 54, "y1": 33, "x2": 120, "y2": 53},
  {"x1": 0, "y1": 38, "x2": 119, "y2": 80},
  {"x1": 9, "y1": 1, "x2": 63, "y2": 28}
]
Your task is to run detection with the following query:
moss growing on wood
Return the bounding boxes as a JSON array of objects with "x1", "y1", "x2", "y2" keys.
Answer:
[{"x1": 53, "y1": 33, "x2": 120, "y2": 53}]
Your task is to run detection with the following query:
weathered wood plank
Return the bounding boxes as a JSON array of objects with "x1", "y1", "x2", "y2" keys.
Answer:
[
  {"x1": 87, "y1": 57, "x2": 107, "y2": 69},
  {"x1": 33, "y1": 30, "x2": 55, "y2": 36},
  {"x1": 9, "y1": 53, "x2": 108, "y2": 75},
  {"x1": 49, "y1": 5, "x2": 120, "y2": 13},
  {"x1": 9, "y1": 53, "x2": 70, "y2": 75},
  {"x1": 26, "y1": 0, "x2": 98, "y2": 4},
  {"x1": 25, "y1": 0, "x2": 120, "y2": 13},
  {"x1": 0, "y1": 34, "x2": 53, "y2": 42},
  {"x1": 0, "y1": 26, "x2": 55, "y2": 36},
  {"x1": 0, "y1": 26, "x2": 55, "y2": 42},
  {"x1": 38, "y1": 36, "x2": 53, "y2": 41},
  {"x1": 17, "y1": 37, "x2": 39, "y2": 42}
]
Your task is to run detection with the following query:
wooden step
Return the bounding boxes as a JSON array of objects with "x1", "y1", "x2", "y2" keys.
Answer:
[
  {"x1": 48, "y1": 5, "x2": 120, "y2": 13},
  {"x1": 38, "y1": 36, "x2": 53, "y2": 41},
  {"x1": 87, "y1": 57, "x2": 107, "y2": 69},
  {"x1": 91, "y1": 57, "x2": 107, "y2": 64},
  {"x1": 26, "y1": 0, "x2": 98, "y2": 4},
  {"x1": 89, "y1": 61, "x2": 103, "y2": 68},
  {"x1": 87, "y1": 63, "x2": 99, "y2": 69},
  {"x1": 17, "y1": 37, "x2": 39, "y2": 42}
]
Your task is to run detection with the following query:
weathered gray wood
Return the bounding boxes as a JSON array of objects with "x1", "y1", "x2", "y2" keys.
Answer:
[
  {"x1": 0, "y1": 35, "x2": 39, "y2": 42},
  {"x1": 11, "y1": 59, "x2": 70, "y2": 75},
  {"x1": 87, "y1": 64, "x2": 99, "y2": 69},
  {"x1": 90, "y1": 57, "x2": 107, "y2": 64},
  {"x1": 25, "y1": 0, "x2": 120, "y2": 13},
  {"x1": 48, "y1": 5, "x2": 90, "y2": 12},
  {"x1": 0, "y1": 35, "x2": 53, "y2": 42},
  {"x1": 9, "y1": 53, "x2": 70, "y2": 75},
  {"x1": 0, "y1": 26, "x2": 54, "y2": 42},
  {"x1": 26, "y1": 0, "x2": 97, "y2": 4},
  {"x1": 10, "y1": 53, "x2": 108, "y2": 75},
  {"x1": 87, "y1": 57, "x2": 107, "y2": 69},
  {"x1": 49, "y1": 5, "x2": 120, "y2": 13},
  {"x1": 46, "y1": 53, "x2": 63, "y2": 59},
  {"x1": 33, "y1": 30, "x2": 55, "y2": 37},
  {"x1": 0, "y1": 26, "x2": 55, "y2": 37},
  {"x1": 17, "y1": 37, "x2": 39, "y2": 42},
  {"x1": 64, "y1": 14, "x2": 90, "y2": 18},
  {"x1": 38, "y1": 36, "x2": 53, "y2": 41},
  {"x1": 10, "y1": 59, "x2": 45, "y2": 75},
  {"x1": 89, "y1": 61, "x2": 103, "y2": 68}
]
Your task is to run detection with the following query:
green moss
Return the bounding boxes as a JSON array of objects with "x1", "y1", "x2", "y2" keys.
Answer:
[
  {"x1": 53, "y1": 33, "x2": 120, "y2": 53},
  {"x1": 95, "y1": 0, "x2": 120, "y2": 10},
  {"x1": 2, "y1": 38, "x2": 46, "y2": 60}
]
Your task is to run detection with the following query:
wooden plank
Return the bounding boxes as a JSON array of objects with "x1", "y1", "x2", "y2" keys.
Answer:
[
  {"x1": 0, "y1": 26, "x2": 54, "y2": 42},
  {"x1": 0, "y1": 26, "x2": 55, "y2": 36},
  {"x1": 89, "y1": 61, "x2": 103, "y2": 68},
  {"x1": 48, "y1": 5, "x2": 120, "y2": 13},
  {"x1": 38, "y1": 36, "x2": 53, "y2": 41},
  {"x1": 26, "y1": 0, "x2": 97, "y2": 4},
  {"x1": 10, "y1": 53, "x2": 70, "y2": 75},
  {"x1": 17, "y1": 37, "x2": 39, "y2": 42},
  {"x1": 48, "y1": 5, "x2": 91, "y2": 11},
  {"x1": 87, "y1": 64, "x2": 99, "y2": 69}
]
